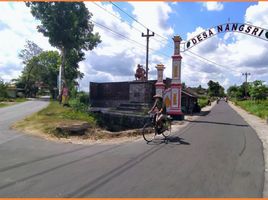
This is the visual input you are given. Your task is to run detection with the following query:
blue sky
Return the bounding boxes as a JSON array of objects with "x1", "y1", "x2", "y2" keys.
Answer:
[{"x1": 0, "y1": 2, "x2": 267, "y2": 91}]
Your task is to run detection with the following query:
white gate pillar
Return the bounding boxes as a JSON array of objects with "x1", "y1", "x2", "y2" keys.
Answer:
[
  {"x1": 169, "y1": 35, "x2": 183, "y2": 118},
  {"x1": 155, "y1": 63, "x2": 165, "y2": 96}
]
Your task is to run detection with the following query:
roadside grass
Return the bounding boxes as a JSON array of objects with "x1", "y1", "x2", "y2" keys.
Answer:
[
  {"x1": 234, "y1": 99, "x2": 268, "y2": 119},
  {"x1": 0, "y1": 103, "x2": 9, "y2": 108},
  {"x1": 0, "y1": 98, "x2": 27, "y2": 108},
  {"x1": 14, "y1": 101, "x2": 98, "y2": 138}
]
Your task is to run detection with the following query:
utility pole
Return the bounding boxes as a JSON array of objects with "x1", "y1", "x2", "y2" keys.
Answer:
[
  {"x1": 242, "y1": 72, "x2": 251, "y2": 97},
  {"x1": 142, "y1": 29, "x2": 154, "y2": 81},
  {"x1": 242, "y1": 72, "x2": 250, "y2": 83}
]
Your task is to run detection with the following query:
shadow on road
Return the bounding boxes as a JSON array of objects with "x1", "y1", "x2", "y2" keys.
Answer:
[
  {"x1": 186, "y1": 110, "x2": 211, "y2": 117},
  {"x1": 148, "y1": 136, "x2": 190, "y2": 145},
  {"x1": 185, "y1": 119, "x2": 249, "y2": 127}
]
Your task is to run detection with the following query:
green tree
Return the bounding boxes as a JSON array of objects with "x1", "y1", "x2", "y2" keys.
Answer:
[
  {"x1": 17, "y1": 51, "x2": 61, "y2": 98},
  {"x1": 207, "y1": 80, "x2": 225, "y2": 97},
  {"x1": 26, "y1": 2, "x2": 101, "y2": 92},
  {"x1": 64, "y1": 49, "x2": 85, "y2": 83},
  {"x1": 249, "y1": 80, "x2": 268, "y2": 100},
  {"x1": 18, "y1": 41, "x2": 43, "y2": 97},
  {"x1": 0, "y1": 78, "x2": 8, "y2": 98},
  {"x1": 240, "y1": 82, "x2": 250, "y2": 98},
  {"x1": 227, "y1": 85, "x2": 240, "y2": 99},
  {"x1": 182, "y1": 82, "x2": 186, "y2": 90}
]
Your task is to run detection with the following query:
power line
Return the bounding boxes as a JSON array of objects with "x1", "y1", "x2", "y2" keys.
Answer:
[
  {"x1": 92, "y1": 2, "x2": 174, "y2": 51},
  {"x1": 91, "y1": 7, "x2": 232, "y2": 69},
  {"x1": 91, "y1": 19, "x2": 170, "y2": 59},
  {"x1": 187, "y1": 50, "x2": 229, "y2": 69},
  {"x1": 91, "y1": 2, "x2": 144, "y2": 35},
  {"x1": 182, "y1": 50, "x2": 238, "y2": 73},
  {"x1": 109, "y1": 1, "x2": 172, "y2": 43},
  {"x1": 91, "y1": 13, "x2": 232, "y2": 74},
  {"x1": 93, "y1": 2, "x2": 241, "y2": 73},
  {"x1": 92, "y1": 20, "x2": 145, "y2": 48},
  {"x1": 92, "y1": 19, "x2": 233, "y2": 81}
]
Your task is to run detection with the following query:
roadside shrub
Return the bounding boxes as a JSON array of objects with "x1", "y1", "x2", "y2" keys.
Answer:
[
  {"x1": 68, "y1": 98, "x2": 88, "y2": 112},
  {"x1": 198, "y1": 96, "x2": 209, "y2": 108},
  {"x1": 77, "y1": 92, "x2": 89, "y2": 104},
  {"x1": 235, "y1": 99, "x2": 268, "y2": 119}
]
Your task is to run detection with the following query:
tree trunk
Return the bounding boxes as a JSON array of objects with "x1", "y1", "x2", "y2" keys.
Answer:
[
  {"x1": 24, "y1": 65, "x2": 35, "y2": 98},
  {"x1": 59, "y1": 47, "x2": 67, "y2": 103}
]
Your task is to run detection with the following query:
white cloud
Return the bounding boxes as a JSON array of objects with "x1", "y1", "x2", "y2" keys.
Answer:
[
  {"x1": 183, "y1": 2, "x2": 268, "y2": 90},
  {"x1": 2, "y1": 2, "x2": 267, "y2": 93},
  {"x1": 0, "y1": 2, "x2": 56, "y2": 82},
  {"x1": 202, "y1": 2, "x2": 224, "y2": 11},
  {"x1": 79, "y1": 2, "x2": 174, "y2": 91},
  {"x1": 245, "y1": 2, "x2": 268, "y2": 28},
  {"x1": 0, "y1": 2, "x2": 174, "y2": 90}
]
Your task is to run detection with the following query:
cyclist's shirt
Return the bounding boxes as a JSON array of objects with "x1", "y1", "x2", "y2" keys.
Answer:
[{"x1": 156, "y1": 98, "x2": 167, "y2": 114}]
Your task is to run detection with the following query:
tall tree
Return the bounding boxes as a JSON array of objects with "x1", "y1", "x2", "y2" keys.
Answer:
[
  {"x1": 227, "y1": 85, "x2": 241, "y2": 99},
  {"x1": 18, "y1": 40, "x2": 43, "y2": 65},
  {"x1": 17, "y1": 51, "x2": 61, "y2": 98},
  {"x1": 18, "y1": 41, "x2": 43, "y2": 97},
  {"x1": 26, "y1": 2, "x2": 101, "y2": 95},
  {"x1": 207, "y1": 80, "x2": 225, "y2": 97}
]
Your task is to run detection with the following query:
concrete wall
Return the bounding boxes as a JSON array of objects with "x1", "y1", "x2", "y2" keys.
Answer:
[
  {"x1": 90, "y1": 81, "x2": 156, "y2": 107},
  {"x1": 90, "y1": 82, "x2": 130, "y2": 107},
  {"x1": 129, "y1": 81, "x2": 155, "y2": 103}
]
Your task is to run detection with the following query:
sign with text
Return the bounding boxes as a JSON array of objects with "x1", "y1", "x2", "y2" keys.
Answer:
[{"x1": 184, "y1": 23, "x2": 268, "y2": 51}]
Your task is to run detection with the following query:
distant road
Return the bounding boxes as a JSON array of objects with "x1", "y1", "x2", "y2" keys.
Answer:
[{"x1": 0, "y1": 100, "x2": 264, "y2": 197}]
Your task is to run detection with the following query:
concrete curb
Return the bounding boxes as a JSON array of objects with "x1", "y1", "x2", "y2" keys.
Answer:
[{"x1": 228, "y1": 101, "x2": 268, "y2": 197}]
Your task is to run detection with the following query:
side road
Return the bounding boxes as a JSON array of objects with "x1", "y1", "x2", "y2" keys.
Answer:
[{"x1": 229, "y1": 101, "x2": 268, "y2": 197}]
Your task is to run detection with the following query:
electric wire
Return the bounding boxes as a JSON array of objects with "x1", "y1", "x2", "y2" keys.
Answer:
[
  {"x1": 92, "y1": 2, "x2": 175, "y2": 51},
  {"x1": 92, "y1": 2, "x2": 238, "y2": 73},
  {"x1": 91, "y1": 19, "x2": 171, "y2": 59},
  {"x1": 109, "y1": 1, "x2": 173, "y2": 43}
]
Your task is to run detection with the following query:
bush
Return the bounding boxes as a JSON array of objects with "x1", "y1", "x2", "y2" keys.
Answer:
[
  {"x1": 68, "y1": 91, "x2": 89, "y2": 112},
  {"x1": 198, "y1": 96, "x2": 209, "y2": 108},
  {"x1": 77, "y1": 92, "x2": 89, "y2": 104},
  {"x1": 235, "y1": 99, "x2": 268, "y2": 119},
  {"x1": 68, "y1": 98, "x2": 88, "y2": 112}
]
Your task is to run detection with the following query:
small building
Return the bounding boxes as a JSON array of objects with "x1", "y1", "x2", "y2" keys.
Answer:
[{"x1": 181, "y1": 88, "x2": 199, "y2": 114}]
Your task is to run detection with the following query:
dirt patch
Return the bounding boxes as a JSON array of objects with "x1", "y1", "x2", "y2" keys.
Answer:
[{"x1": 14, "y1": 124, "x2": 143, "y2": 145}]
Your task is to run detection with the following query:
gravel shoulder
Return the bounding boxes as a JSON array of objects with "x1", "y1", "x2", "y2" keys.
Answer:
[{"x1": 229, "y1": 101, "x2": 268, "y2": 197}]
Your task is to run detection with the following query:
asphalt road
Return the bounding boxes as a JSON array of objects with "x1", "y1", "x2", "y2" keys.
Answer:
[{"x1": 0, "y1": 100, "x2": 264, "y2": 197}]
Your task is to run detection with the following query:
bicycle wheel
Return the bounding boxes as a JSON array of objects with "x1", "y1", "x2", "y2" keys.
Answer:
[
  {"x1": 142, "y1": 122, "x2": 156, "y2": 143},
  {"x1": 162, "y1": 119, "x2": 172, "y2": 138}
]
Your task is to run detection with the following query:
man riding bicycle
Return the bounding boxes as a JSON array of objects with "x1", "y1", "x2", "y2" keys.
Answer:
[{"x1": 148, "y1": 94, "x2": 167, "y2": 131}]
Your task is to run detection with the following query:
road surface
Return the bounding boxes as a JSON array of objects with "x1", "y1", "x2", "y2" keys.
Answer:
[{"x1": 0, "y1": 100, "x2": 264, "y2": 197}]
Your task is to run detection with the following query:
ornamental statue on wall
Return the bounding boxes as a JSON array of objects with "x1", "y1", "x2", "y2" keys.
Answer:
[{"x1": 134, "y1": 64, "x2": 146, "y2": 81}]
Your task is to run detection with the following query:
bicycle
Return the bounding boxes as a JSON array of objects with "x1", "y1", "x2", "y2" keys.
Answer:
[{"x1": 142, "y1": 113, "x2": 172, "y2": 143}]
